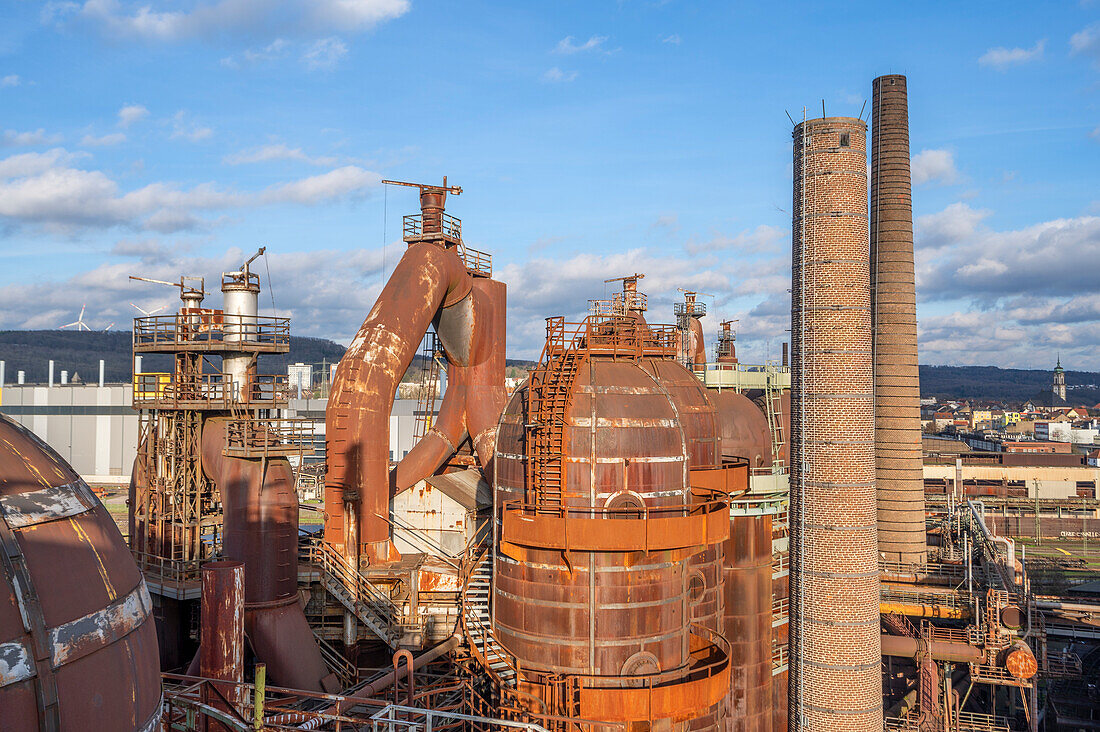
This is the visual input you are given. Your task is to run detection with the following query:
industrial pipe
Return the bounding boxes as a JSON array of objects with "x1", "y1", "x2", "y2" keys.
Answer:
[
  {"x1": 880, "y1": 634, "x2": 983, "y2": 664},
  {"x1": 201, "y1": 419, "x2": 335, "y2": 692},
  {"x1": 289, "y1": 634, "x2": 462, "y2": 730},
  {"x1": 326, "y1": 237, "x2": 506, "y2": 565},
  {"x1": 201, "y1": 560, "x2": 245, "y2": 732}
]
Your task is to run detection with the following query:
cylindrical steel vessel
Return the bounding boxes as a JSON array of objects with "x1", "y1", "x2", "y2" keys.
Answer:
[
  {"x1": 0, "y1": 415, "x2": 161, "y2": 732},
  {"x1": 789, "y1": 116, "x2": 883, "y2": 731},
  {"x1": 494, "y1": 342, "x2": 728, "y2": 729},
  {"x1": 724, "y1": 513, "x2": 773, "y2": 732},
  {"x1": 221, "y1": 274, "x2": 259, "y2": 402},
  {"x1": 495, "y1": 358, "x2": 695, "y2": 677},
  {"x1": 870, "y1": 74, "x2": 927, "y2": 565}
]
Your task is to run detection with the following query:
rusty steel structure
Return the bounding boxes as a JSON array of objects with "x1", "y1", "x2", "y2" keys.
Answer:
[
  {"x1": 0, "y1": 414, "x2": 161, "y2": 731},
  {"x1": 789, "y1": 115, "x2": 883, "y2": 731},
  {"x1": 325, "y1": 178, "x2": 506, "y2": 567},
  {"x1": 675, "y1": 290, "x2": 708, "y2": 370},
  {"x1": 129, "y1": 253, "x2": 330, "y2": 691},
  {"x1": 715, "y1": 320, "x2": 738, "y2": 366},
  {"x1": 871, "y1": 74, "x2": 927, "y2": 566},
  {"x1": 487, "y1": 314, "x2": 735, "y2": 729},
  {"x1": 199, "y1": 560, "x2": 245, "y2": 731}
]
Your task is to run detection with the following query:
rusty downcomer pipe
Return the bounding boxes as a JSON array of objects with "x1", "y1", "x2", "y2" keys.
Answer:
[
  {"x1": 201, "y1": 419, "x2": 335, "y2": 693},
  {"x1": 325, "y1": 242, "x2": 473, "y2": 564},
  {"x1": 201, "y1": 560, "x2": 245, "y2": 732}
]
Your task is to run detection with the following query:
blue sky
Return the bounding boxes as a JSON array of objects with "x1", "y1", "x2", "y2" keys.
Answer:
[{"x1": 1, "y1": 0, "x2": 1099, "y2": 368}]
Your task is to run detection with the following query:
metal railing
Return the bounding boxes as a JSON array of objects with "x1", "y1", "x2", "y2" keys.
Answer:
[
  {"x1": 457, "y1": 242, "x2": 492, "y2": 276},
  {"x1": 371, "y1": 704, "x2": 549, "y2": 732},
  {"x1": 223, "y1": 417, "x2": 316, "y2": 459},
  {"x1": 542, "y1": 315, "x2": 679, "y2": 360},
  {"x1": 133, "y1": 313, "x2": 290, "y2": 351},
  {"x1": 403, "y1": 212, "x2": 463, "y2": 241},
  {"x1": 133, "y1": 373, "x2": 289, "y2": 409}
]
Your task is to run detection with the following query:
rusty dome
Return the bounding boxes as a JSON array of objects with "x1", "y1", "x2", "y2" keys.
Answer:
[{"x1": 0, "y1": 414, "x2": 161, "y2": 731}]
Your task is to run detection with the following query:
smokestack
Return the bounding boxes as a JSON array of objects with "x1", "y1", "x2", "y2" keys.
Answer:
[
  {"x1": 781, "y1": 342, "x2": 789, "y2": 368},
  {"x1": 790, "y1": 115, "x2": 882, "y2": 731},
  {"x1": 0, "y1": 360, "x2": 4, "y2": 387},
  {"x1": 17, "y1": 371, "x2": 25, "y2": 385},
  {"x1": 49, "y1": 360, "x2": 55, "y2": 387},
  {"x1": 99, "y1": 359, "x2": 105, "y2": 388},
  {"x1": 871, "y1": 74, "x2": 927, "y2": 566},
  {"x1": 61, "y1": 370, "x2": 68, "y2": 385}
]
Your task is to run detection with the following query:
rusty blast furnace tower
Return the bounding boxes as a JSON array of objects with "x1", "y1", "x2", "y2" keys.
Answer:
[
  {"x1": 870, "y1": 74, "x2": 927, "y2": 566},
  {"x1": 789, "y1": 116, "x2": 883, "y2": 732}
]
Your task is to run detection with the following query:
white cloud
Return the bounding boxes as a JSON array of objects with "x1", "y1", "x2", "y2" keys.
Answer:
[
  {"x1": 224, "y1": 143, "x2": 338, "y2": 166},
  {"x1": 911, "y1": 148, "x2": 959, "y2": 185},
  {"x1": 0, "y1": 147, "x2": 381, "y2": 232},
  {"x1": 1, "y1": 75, "x2": 20, "y2": 87},
  {"x1": 978, "y1": 39, "x2": 1046, "y2": 70},
  {"x1": 221, "y1": 38, "x2": 289, "y2": 68},
  {"x1": 301, "y1": 37, "x2": 347, "y2": 70},
  {"x1": 52, "y1": 0, "x2": 410, "y2": 41},
  {"x1": 915, "y1": 202, "x2": 990, "y2": 250},
  {"x1": 81, "y1": 132, "x2": 126, "y2": 146},
  {"x1": 117, "y1": 104, "x2": 149, "y2": 128},
  {"x1": 685, "y1": 224, "x2": 786, "y2": 255},
  {"x1": 554, "y1": 35, "x2": 608, "y2": 54},
  {"x1": 660, "y1": 34, "x2": 681, "y2": 45},
  {"x1": 170, "y1": 111, "x2": 213, "y2": 142},
  {"x1": 1071, "y1": 23, "x2": 1100, "y2": 65},
  {"x1": 2, "y1": 129, "x2": 64, "y2": 147},
  {"x1": 542, "y1": 67, "x2": 578, "y2": 83}
]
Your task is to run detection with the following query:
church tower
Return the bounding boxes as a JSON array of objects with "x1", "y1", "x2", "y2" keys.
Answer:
[{"x1": 1053, "y1": 357, "x2": 1066, "y2": 401}]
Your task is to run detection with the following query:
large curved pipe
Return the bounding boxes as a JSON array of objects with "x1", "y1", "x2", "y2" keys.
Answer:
[
  {"x1": 201, "y1": 419, "x2": 335, "y2": 692},
  {"x1": 325, "y1": 241, "x2": 473, "y2": 563},
  {"x1": 393, "y1": 277, "x2": 507, "y2": 492},
  {"x1": 687, "y1": 316, "x2": 706, "y2": 370}
]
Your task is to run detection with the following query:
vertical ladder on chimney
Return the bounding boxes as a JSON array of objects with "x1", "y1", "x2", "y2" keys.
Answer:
[
  {"x1": 526, "y1": 318, "x2": 582, "y2": 512},
  {"x1": 764, "y1": 363, "x2": 786, "y2": 469}
]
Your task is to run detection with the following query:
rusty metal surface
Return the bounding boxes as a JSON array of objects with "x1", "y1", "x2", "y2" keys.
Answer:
[
  {"x1": 200, "y1": 419, "x2": 332, "y2": 692},
  {"x1": 493, "y1": 313, "x2": 742, "y2": 728},
  {"x1": 0, "y1": 414, "x2": 161, "y2": 732},
  {"x1": 326, "y1": 190, "x2": 506, "y2": 566},
  {"x1": 200, "y1": 560, "x2": 244, "y2": 732},
  {"x1": 724, "y1": 514, "x2": 773, "y2": 731},
  {"x1": 711, "y1": 390, "x2": 772, "y2": 469}
]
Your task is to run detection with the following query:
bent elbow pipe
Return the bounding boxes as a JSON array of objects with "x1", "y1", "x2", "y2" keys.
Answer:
[
  {"x1": 326, "y1": 242, "x2": 473, "y2": 562},
  {"x1": 201, "y1": 419, "x2": 335, "y2": 692}
]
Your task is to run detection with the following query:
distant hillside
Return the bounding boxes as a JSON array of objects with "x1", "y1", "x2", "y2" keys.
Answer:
[
  {"x1": 919, "y1": 365, "x2": 1100, "y2": 405},
  {"x1": 0, "y1": 330, "x2": 537, "y2": 385},
  {"x1": 0, "y1": 330, "x2": 346, "y2": 384}
]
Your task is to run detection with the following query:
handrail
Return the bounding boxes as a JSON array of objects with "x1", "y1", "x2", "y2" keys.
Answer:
[
  {"x1": 133, "y1": 313, "x2": 290, "y2": 350},
  {"x1": 459, "y1": 522, "x2": 521, "y2": 689}
]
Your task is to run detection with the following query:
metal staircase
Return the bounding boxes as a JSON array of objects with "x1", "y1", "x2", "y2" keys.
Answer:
[
  {"x1": 461, "y1": 525, "x2": 517, "y2": 689},
  {"x1": 308, "y1": 540, "x2": 411, "y2": 648},
  {"x1": 525, "y1": 317, "x2": 584, "y2": 511}
]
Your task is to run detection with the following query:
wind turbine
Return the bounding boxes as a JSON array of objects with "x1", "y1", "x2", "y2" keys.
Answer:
[
  {"x1": 130, "y1": 303, "x2": 167, "y2": 317},
  {"x1": 60, "y1": 304, "x2": 91, "y2": 331},
  {"x1": 103, "y1": 322, "x2": 115, "y2": 332}
]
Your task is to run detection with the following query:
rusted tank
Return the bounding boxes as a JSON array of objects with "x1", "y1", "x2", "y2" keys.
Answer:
[
  {"x1": 724, "y1": 514, "x2": 773, "y2": 731},
  {"x1": 0, "y1": 414, "x2": 161, "y2": 731},
  {"x1": 712, "y1": 391, "x2": 772, "y2": 469},
  {"x1": 492, "y1": 317, "x2": 731, "y2": 729},
  {"x1": 200, "y1": 560, "x2": 244, "y2": 732},
  {"x1": 201, "y1": 419, "x2": 334, "y2": 692}
]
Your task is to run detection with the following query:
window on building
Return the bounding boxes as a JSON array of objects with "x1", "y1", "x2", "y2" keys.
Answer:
[{"x1": 839, "y1": 132, "x2": 850, "y2": 147}]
